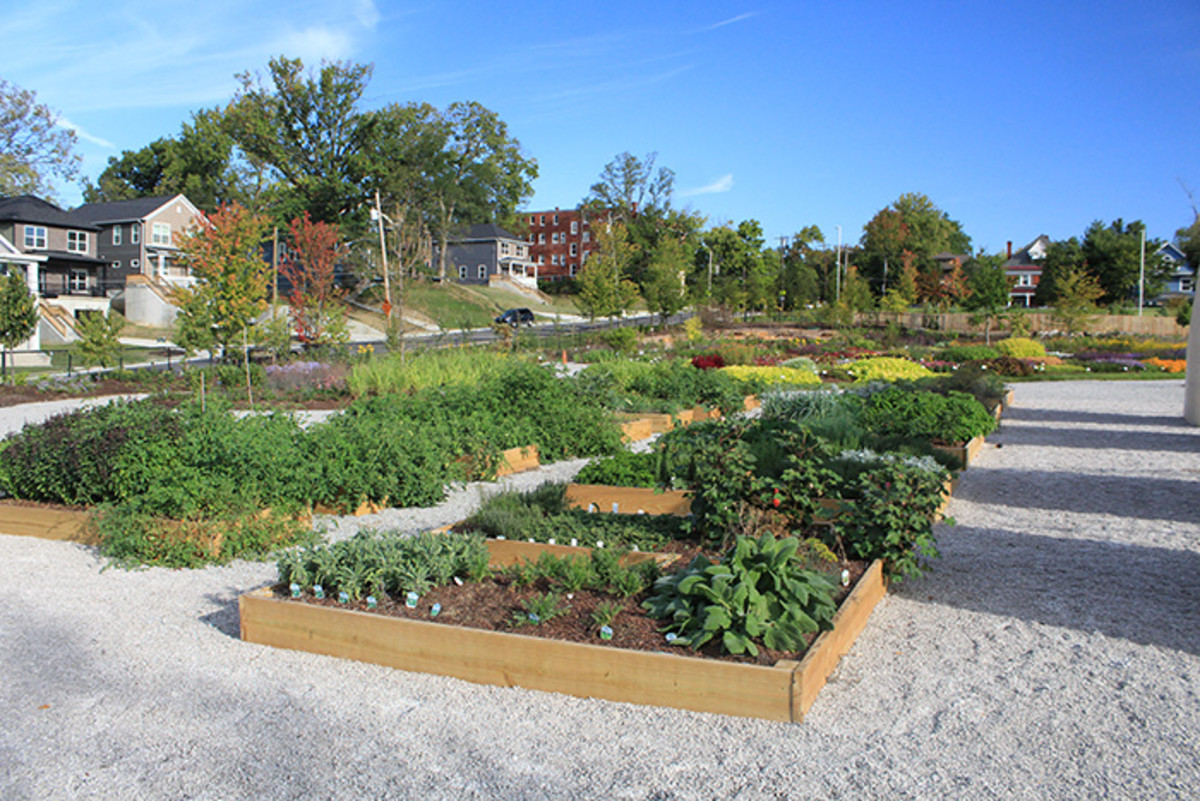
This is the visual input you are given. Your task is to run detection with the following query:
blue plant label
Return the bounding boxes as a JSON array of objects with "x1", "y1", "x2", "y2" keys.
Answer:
[
  {"x1": 529, "y1": 613, "x2": 540, "y2": 623},
  {"x1": 600, "y1": 625, "x2": 613, "y2": 641},
  {"x1": 406, "y1": 592, "x2": 419, "y2": 608},
  {"x1": 338, "y1": 591, "x2": 349, "y2": 604},
  {"x1": 313, "y1": 584, "x2": 325, "y2": 599},
  {"x1": 665, "y1": 633, "x2": 678, "y2": 643},
  {"x1": 289, "y1": 583, "x2": 301, "y2": 598},
  {"x1": 431, "y1": 603, "x2": 442, "y2": 617},
  {"x1": 366, "y1": 596, "x2": 378, "y2": 609}
]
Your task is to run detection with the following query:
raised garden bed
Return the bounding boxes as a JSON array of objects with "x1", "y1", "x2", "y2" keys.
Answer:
[
  {"x1": 239, "y1": 540, "x2": 886, "y2": 723},
  {"x1": 931, "y1": 434, "x2": 987, "y2": 469},
  {"x1": 0, "y1": 501, "x2": 98, "y2": 545}
]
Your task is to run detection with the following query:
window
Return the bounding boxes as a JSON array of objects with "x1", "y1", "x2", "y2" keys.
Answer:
[
  {"x1": 111, "y1": 261, "x2": 121, "y2": 271},
  {"x1": 1015, "y1": 275, "x2": 1033, "y2": 288},
  {"x1": 570, "y1": 243, "x2": 578, "y2": 257},
  {"x1": 538, "y1": 256, "x2": 544, "y2": 265},
  {"x1": 538, "y1": 233, "x2": 545, "y2": 244},
  {"x1": 553, "y1": 213, "x2": 559, "y2": 224},
  {"x1": 23, "y1": 225, "x2": 47, "y2": 249},
  {"x1": 478, "y1": 265, "x2": 487, "y2": 278},
  {"x1": 69, "y1": 269, "x2": 88, "y2": 292},
  {"x1": 131, "y1": 258, "x2": 140, "y2": 271},
  {"x1": 152, "y1": 222, "x2": 171, "y2": 245},
  {"x1": 131, "y1": 224, "x2": 140, "y2": 244},
  {"x1": 1181, "y1": 277, "x2": 1195, "y2": 293},
  {"x1": 67, "y1": 230, "x2": 88, "y2": 253},
  {"x1": 529, "y1": 215, "x2": 535, "y2": 225},
  {"x1": 582, "y1": 231, "x2": 590, "y2": 243},
  {"x1": 570, "y1": 221, "x2": 578, "y2": 235},
  {"x1": 570, "y1": 264, "x2": 578, "y2": 277},
  {"x1": 458, "y1": 265, "x2": 467, "y2": 279},
  {"x1": 551, "y1": 232, "x2": 559, "y2": 244},
  {"x1": 112, "y1": 225, "x2": 122, "y2": 245},
  {"x1": 539, "y1": 215, "x2": 545, "y2": 225}
]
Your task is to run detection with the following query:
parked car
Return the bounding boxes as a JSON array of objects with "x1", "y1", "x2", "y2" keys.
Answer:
[{"x1": 495, "y1": 308, "x2": 535, "y2": 326}]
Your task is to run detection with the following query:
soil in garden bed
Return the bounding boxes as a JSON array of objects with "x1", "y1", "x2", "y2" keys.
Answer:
[
  {"x1": 277, "y1": 557, "x2": 869, "y2": 667},
  {"x1": 0, "y1": 379, "x2": 149, "y2": 408}
]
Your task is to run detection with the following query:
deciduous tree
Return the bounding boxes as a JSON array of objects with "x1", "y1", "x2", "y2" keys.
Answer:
[
  {"x1": 1051, "y1": 267, "x2": 1104, "y2": 335},
  {"x1": 1081, "y1": 219, "x2": 1168, "y2": 303},
  {"x1": 174, "y1": 203, "x2": 272, "y2": 357},
  {"x1": 575, "y1": 222, "x2": 639, "y2": 320},
  {"x1": 0, "y1": 79, "x2": 81, "y2": 200},
  {"x1": 963, "y1": 255, "x2": 1013, "y2": 344},
  {"x1": 76, "y1": 311, "x2": 124, "y2": 367},
  {"x1": 860, "y1": 193, "x2": 971, "y2": 292},
  {"x1": 0, "y1": 268, "x2": 38, "y2": 380},
  {"x1": 280, "y1": 213, "x2": 349, "y2": 347}
]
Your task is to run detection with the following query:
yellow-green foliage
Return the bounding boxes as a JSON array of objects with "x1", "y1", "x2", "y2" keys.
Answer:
[
  {"x1": 718, "y1": 365, "x2": 822, "y2": 387},
  {"x1": 995, "y1": 337, "x2": 1046, "y2": 358},
  {"x1": 347, "y1": 348, "x2": 514, "y2": 397},
  {"x1": 844, "y1": 357, "x2": 932, "y2": 382},
  {"x1": 682, "y1": 316, "x2": 704, "y2": 343}
]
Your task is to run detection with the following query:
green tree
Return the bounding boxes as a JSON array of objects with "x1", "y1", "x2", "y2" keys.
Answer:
[
  {"x1": 1032, "y1": 238, "x2": 1084, "y2": 306},
  {"x1": 575, "y1": 222, "x2": 639, "y2": 320},
  {"x1": 582, "y1": 151, "x2": 674, "y2": 221},
  {"x1": 427, "y1": 101, "x2": 537, "y2": 280},
  {"x1": 641, "y1": 236, "x2": 690, "y2": 324},
  {"x1": 1081, "y1": 219, "x2": 1169, "y2": 303},
  {"x1": 963, "y1": 255, "x2": 1013, "y2": 344},
  {"x1": 0, "y1": 268, "x2": 38, "y2": 380},
  {"x1": 225, "y1": 57, "x2": 376, "y2": 226},
  {"x1": 860, "y1": 193, "x2": 971, "y2": 292},
  {"x1": 1051, "y1": 267, "x2": 1104, "y2": 335},
  {"x1": 0, "y1": 79, "x2": 81, "y2": 200},
  {"x1": 174, "y1": 203, "x2": 273, "y2": 357},
  {"x1": 84, "y1": 109, "x2": 262, "y2": 213},
  {"x1": 779, "y1": 226, "x2": 825, "y2": 309},
  {"x1": 76, "y1": 311, "x2": 124, "y2": 367}
]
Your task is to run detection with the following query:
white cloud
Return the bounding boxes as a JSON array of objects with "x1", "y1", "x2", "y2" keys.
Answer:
[
  {"x1": 353, "y1": 0, "x2": 381, "y2": 29},
  {"x1": 272, "y1": 26, "x2": 357, "y2": 64},
  {"x1": 57, "y1": 117, "x2": 114, "y2": 149},
  {"x1": 681, "y1": 174, "x2": 734, "y2": 197},
  {"x1": 693, "y1": 12, "x2": 759, "y2": 34}
]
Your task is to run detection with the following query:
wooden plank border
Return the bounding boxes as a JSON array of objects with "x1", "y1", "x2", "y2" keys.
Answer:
[
  {"x1": 239, "y1": 554, "x2": 887, "y2": 723},
  {"x1": 0, "y1": 502, "x2": 98, "y2": 545}
]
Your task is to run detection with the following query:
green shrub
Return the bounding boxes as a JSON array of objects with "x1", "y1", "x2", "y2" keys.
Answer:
[
  {"x1": 995, "y1": 337, "x2": 1046, "y2": 358},
  {"x1": 599, "y1": 326, "x2": 639, "y2": 354},
  {"x1": 843, "y1": 356, "x2": 933, "y2": 382},
  {"x1": 574, "y1": 450, "x2": 660, "y2": 488},
  {"x1": 642, "y1": 534, "x2": 839, "y2": 656},
  {"x1": 858, "y1": 386, "x2": 996, "y2": 444}
]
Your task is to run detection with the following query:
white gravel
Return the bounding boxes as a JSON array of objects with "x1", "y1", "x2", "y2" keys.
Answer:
[{"x1": 2, "y1": 379, "x2": 1199, "y2": 800}]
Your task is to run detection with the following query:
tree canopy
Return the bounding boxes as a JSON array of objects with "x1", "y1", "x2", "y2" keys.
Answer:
[
  {"x1": 0, "y1": 79, "x2": 81, "y2": 201},
  {"x1": 859, "y1": 193, "x2": 972, "y2": 292},
  {"x1": 1081, "y1": 219, "x2": 1168, "y2": 303}
]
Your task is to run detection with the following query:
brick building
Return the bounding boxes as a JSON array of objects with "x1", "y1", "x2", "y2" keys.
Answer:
[{"x1": 523, "y1": 207, "x2": 609, "y2": 281}]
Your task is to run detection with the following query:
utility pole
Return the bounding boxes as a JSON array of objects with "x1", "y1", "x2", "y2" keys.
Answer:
[
  {"x1": 1138, "y1": 225, "x2": 1146, "y2": 316},
  {"x1": 835, "y1": 225, "x2": 843, "y2": 301},
  {"x1": 374, "y1": 190, "x2": 392, "y2": 322}
]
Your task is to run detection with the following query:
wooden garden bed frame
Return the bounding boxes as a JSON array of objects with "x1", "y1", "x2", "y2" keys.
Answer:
[
  {"x1": 239, "y1": 540, "x2": 886, "y2": 723},
  {"x1": 0, "y1": 502, "x2": 98, "y2": 545}
]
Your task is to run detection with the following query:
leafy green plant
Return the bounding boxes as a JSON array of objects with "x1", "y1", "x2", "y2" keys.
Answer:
[
  {"x1": 590, "y1": 600, "x2": 624, "y2": 629},
  {"x1": 511, "y1": 592, "x2": 569, "y2": 627},
  {"x1": 574, "y1": 450, "x2": 660, "y2": 488},
  {"x1": 994, "y1": 337, "x2": 1046, "y2": 358},
  {"x1": 642, "y1": 534, "x2": 838, "y2": 656},
  {"x1": 858, "y1": 385, "x2": 996, "y2": 444}
]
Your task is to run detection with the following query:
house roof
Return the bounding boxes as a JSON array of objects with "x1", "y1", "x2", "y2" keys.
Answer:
[
  {"x1": 72, "y1": 195, "x2": 188, "y2": 225},
  {"x1": 1002, "y1": 235, "x2": 1051, "y2": 268},
  {"x1": 457, "y1": 223, "x2": 520, "y2": 242},
  {"x1": 0, "y1": 195, "x2": 100, "y2": 231}
]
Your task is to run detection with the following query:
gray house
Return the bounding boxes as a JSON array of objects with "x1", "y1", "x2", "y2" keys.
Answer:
[
  {"x1": 0, "y1": 195, "x2": 110, "y2": 315},
  {"x1": 432, "y1": 223, "x2": 538, "y2": 287},
  {"x1": 72, "y1": 194, "x2": 203, "y2": 290}
]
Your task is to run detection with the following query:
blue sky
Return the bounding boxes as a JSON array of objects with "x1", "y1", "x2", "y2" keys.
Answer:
[{"x1": 5, "y1": 0, "x2": 1199, "y2": 254}]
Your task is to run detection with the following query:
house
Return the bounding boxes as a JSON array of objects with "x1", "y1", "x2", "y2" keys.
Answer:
[
  {"x1": 72, "y1": 194, "x2": 202, "y2": 288},
  {"x1": 1001, "y1": 235, "x2": 1050, "y2": 307},
  {"x1": 72, "y1": 194, "x2": 204, "y2": 327},
  {"x1": 433, "y1": 223, "x2": 538, "y2": 287},
  {"x1": 1155, "y1": 242, "x2": 1194, "y2": 302},
  {"x1": 523, "y1": 207, "x2": 606, "y2": 280},
  {"x1": 0, "y1": 196, "x2": 112, "y2": 340}
]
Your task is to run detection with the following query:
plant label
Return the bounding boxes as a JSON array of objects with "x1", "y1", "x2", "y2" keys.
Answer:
[
  {"x1": 289, "y1": 583, "x2": 301, "y2": 598},
  {"x1": 366, "y1": 596, "x2": 378, "y2": 609},
  {"x1": 313, "y1": 584, "x2": 325, "y2": 599},
  {"x1": 600, "y1": 625, "x2": 613, "y2": 641},
  {"x1": 338, "y1": 591, "x2": 349, "y2": 604},
  {"x1": 406, "y1": 592, "x2": 419, "y2": 608},
  {"x1": 431, "y1": 603, "x2": 442, "y2": 617}
]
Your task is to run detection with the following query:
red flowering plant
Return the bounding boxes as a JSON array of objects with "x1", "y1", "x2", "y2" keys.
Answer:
[{"x1": 690, "y1": 353, "x2": 726, "y2": 370}]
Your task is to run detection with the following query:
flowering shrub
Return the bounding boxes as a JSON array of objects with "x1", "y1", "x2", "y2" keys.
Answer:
[
  {"x1": 844, "y1": 357, "x2": 932, "y2": 382},
  {"x1": 265, "y1": 361, "x2": 348, "y2": 394},
  {"x1": 1143, "y1": 357, "x2": 1186, "y2": 373},
  {"x1": 691, "y1": 353, "x2": 726, "y2": 370},
  {"x1": 859, "y1": 386, "x2": 996, "y2": 444},
  {"x1": 995, "y1": 337, "x2": 1047, "y2": 358},
  {"x1": 718, "y1": 364, "x2": 822, "y2": 387}
]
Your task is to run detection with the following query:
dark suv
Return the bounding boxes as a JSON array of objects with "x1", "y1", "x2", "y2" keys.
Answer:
[{"x1": 495, "y1": 308, "x2": 535, "y2": 326}]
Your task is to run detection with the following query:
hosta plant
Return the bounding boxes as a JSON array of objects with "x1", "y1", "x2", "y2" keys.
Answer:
[{"x1": 642, "y1": 534, "x2": 838, "y2": 657}]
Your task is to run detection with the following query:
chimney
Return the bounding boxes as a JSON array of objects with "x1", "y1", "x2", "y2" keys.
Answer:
[{"x1": 1006, "y1": 241, "x2": 1013, "y2": 259}]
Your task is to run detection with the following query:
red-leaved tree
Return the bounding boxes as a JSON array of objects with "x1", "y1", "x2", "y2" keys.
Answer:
[{"x1": 279, "y1": 213, "x2": 348, "y2": 346}]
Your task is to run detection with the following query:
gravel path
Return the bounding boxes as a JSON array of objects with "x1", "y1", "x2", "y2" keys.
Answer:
[{"x1": 2, "y1": 380, "x2": 1198, "y2": 800}]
